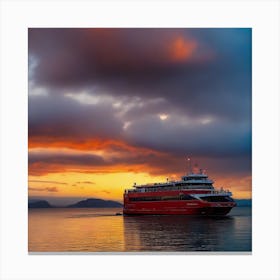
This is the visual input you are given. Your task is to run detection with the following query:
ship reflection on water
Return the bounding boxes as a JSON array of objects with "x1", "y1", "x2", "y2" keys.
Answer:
[{"x1": 123, "y1": 208, "x2": 251, "y2": 252}]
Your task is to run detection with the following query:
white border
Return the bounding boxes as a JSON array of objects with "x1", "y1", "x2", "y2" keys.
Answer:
[{"x1": 0, "y1": 0, "x2": 279, "y2": 280}]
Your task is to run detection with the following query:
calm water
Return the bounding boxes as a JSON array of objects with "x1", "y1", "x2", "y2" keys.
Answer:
[{"x1": 28, "y1": 207, "x2": 252, "y2": 252}]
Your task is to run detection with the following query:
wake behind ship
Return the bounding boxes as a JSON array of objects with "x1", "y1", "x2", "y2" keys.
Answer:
[{"x1": 123, "y1": 164, "x2": 236, "y2": 216}]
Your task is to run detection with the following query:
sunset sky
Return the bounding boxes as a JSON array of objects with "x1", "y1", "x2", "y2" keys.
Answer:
[{"x1": 28, "y1": 28, "x2": 251, "y2": 205}]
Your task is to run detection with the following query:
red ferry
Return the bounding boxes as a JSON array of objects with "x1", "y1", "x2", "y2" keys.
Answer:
[{"x1": 123, "y1": 164, "x2": 236, "y2": 216}]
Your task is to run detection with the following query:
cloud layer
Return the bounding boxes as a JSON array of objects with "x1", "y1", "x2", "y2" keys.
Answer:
[{"x1": 28, "y1": 28, "x2": 252, "y2": 193}]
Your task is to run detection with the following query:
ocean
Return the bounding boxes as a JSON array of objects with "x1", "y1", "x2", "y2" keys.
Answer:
[{"x1": 28, "y1": 207, "x2": 252, "y2": 252}]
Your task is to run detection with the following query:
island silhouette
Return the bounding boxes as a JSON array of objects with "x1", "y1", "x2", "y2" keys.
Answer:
[{"x1": 28, "y1": 198, "x2": 123, "y2": 208}]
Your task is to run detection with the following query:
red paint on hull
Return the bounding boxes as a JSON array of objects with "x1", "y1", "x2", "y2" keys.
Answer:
[
  {"x1": 123, "y1": 208, "x2": 233, "y2": 216},
  {"x1": 123, "y1": 190, "x2": 236, "y2": 216}
]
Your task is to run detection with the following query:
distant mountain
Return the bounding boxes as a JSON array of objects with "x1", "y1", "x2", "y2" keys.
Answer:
[
  {"x1": 235, "y1": 199, "x2": 252, "y2": 207},
  {"x1": 67, "y1": 198, "x2": 123, "y2": 208},
  {"x1": 28, "y1": 200, "x2": 53, "y2": 208}
]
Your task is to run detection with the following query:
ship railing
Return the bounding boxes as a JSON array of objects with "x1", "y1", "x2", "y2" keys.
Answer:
[
  {"x1": 126, "y1": 187, "x2": 231, "y2": 194},
  {"x1": 211, "y1": 189, "x2": 231, "y2": 195},
  {"x1": 134, "y1": 182, "x2": 173, "y2": 188},
  {"x1": 127, "y1": 189, "x2": 138, "y2": 193}
]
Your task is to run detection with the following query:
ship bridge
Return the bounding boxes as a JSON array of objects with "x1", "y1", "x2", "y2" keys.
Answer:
[{"x1": 181, "y1": 173, "x2": 213, "y2": 184}]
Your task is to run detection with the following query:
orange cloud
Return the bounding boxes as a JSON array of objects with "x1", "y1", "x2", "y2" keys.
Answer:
[
  {"x1": 28, "y1": 179, "x2": 67, "y2": 185},
  {"x1": 29, "y1": 186, "x2": 59, "y2": 192},
  {"x1": 210, "y1": 174, "x2": 251, "y2": 199},
  {"x1": 170, "y1": 37, "x2": 197, "y2": 62},
  {"x1": 29, "y1": 136, "x2": 163, "y2": 155},
  {"x1": 28, "y1": 136, "x2": 169, "y2": 176},
  {"x1": 28, "y1": 136, "x2": 251, "y2": 199},
  {"x1": 28, "y1": 161, "x2": 159, "y2": 176}
]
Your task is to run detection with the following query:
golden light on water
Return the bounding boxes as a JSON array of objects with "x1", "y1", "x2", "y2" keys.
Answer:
[{"x1": 28, "y1": 209, "x2": 125, "y2": 252}]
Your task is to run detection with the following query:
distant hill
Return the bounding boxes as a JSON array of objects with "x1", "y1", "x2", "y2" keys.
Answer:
[
  {"x1": 67, "y1": 198, "x2": 123, "y2": 208},
  {"x1": 28, "y1": 200, "x2": 53, "y2": 208},
  {"x1": 235, "y1": 199, "x2": 252, "y2": 207},
  {"x1": 28, "y1": 197, "x2": 249, "y2": 208}
]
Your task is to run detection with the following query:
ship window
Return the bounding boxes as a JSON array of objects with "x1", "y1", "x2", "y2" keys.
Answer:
[
  {"x1": 200, "y1": 196, "x2": 233, "y2": 202},
  {"x1": 179, "y1": 194, "x2": 193, "y2": 200},
  {"x1": 161, "y1": 196, "x2": 178, "y2": 200},
  {"x1": 129, "y1": 195, "x2": 197, "y2": 202}
]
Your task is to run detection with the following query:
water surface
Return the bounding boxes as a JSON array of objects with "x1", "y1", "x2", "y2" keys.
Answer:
[{"x1": 28, "y1": 207, "x2": 251, "y2": 252}]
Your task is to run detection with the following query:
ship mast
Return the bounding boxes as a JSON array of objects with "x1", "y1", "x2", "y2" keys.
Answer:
[{"x1": 187, "y1": 158, "x2": 192, "y2": 174}]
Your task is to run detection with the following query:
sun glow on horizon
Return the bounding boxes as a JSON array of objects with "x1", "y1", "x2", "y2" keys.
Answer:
[
  {"x1": 28, "y1": 169, "x2": 252, "y2": 202},
  {"x1": 28, "y1": 171, "x2": 168, "y2": 201}
]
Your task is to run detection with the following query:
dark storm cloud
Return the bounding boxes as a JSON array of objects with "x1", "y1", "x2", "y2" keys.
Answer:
[
  {"x1": 125, "y1": 115, "x2": 251, "y2": 157},
  {"x1": 29, "y1": 28, "x2": 251, "y2": 121},
  {"x1": 28, "y1": 148, "x2": 251, "y2": 177},
  {"x1": 29, "y1": 152, "x2": 106, "y2": 166},
  {"x1": 29, "y1": 28, "x2": 196, "y2": 86},
  {"x1": 28, "y1": 147, "x2": 164, "y2": 169},
  {"x1": 28, "y1": 28, "x2": 251, "y2": 177},
  {"x1": 28, "y1": 94, "x2": 251, "y2": 160},
  {"x1": 29, "y1": 94, "x2": 123, "y2": 140}
]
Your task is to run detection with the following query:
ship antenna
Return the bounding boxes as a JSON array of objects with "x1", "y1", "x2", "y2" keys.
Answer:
[{"x1": 187, "y1": 157, "x2": 192, "y2": 174}]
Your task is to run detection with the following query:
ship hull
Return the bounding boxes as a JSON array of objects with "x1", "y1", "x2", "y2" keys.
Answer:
[
  {"x1": 123, "y1": 184, "x2": 236, "y2": 216},
  {"x1": 123, "y1": 200, "x2": 236, "y2": 216},
  {"x1": 123, "y1": 207, "x2": 233, "y2": 216}
]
